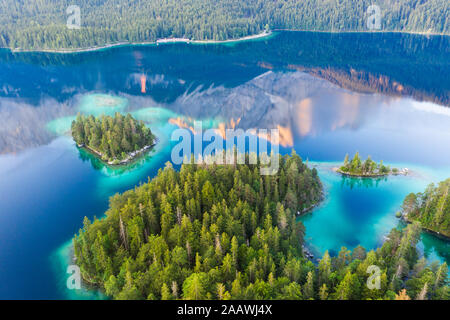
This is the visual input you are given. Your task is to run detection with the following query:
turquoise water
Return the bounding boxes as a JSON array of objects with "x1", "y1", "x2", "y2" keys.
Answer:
[
  {"x1": 0, "y1": 31, "x2": 449, "y2": 299},
  {"x1": 49, "y1": 240, "x2": 107, "y2": 300},
  {"x1": 77, "y1": 94, "x2": 128, "y2": 116},
  {"x1": 46, "y1": 116, "x2": 76, "y2": 135},
  {"x1": 300, "y1": 162, "x2": 450, "y2": 262}
]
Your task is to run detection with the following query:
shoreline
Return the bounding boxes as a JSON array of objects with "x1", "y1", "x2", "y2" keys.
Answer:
[
  {"x1": 6, "y1": 28, "x2": 448, "y2": 54},
  {"x1": 274, "y1": 28, "x2": 448, "y2": 37},
  {"x1": 52, "y1": 239, "x2": 108, "y2": 299},
  {"x1": 333, "y1": 167, "x2": 408, "y2": 178},
  {"x1": 296, "y1": 194, "x2": 325, "y2": 217},
  {"x1": 8, "y1": 31, "x2": 272, "y2": 54},
  {"x1": 400, "y1": 215, "x2": 450, "y2": 241},
  {"x1": 77, "y1": 139, "x2": 157, "y2": 167}
]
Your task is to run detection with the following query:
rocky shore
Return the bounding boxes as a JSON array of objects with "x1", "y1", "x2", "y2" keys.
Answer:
[{"x1": 77, "y1": 138, "x2": 157, "y2": 166}]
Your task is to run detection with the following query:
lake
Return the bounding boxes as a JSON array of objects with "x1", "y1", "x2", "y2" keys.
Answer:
[{"x1": 0, "y1": 31, "x2": 449, "y2": 299}]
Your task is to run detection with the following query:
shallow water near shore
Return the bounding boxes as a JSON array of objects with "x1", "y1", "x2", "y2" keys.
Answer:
[
  {"x1": 300, "y1": 162, "x2": 450, "y2": 264},
  {"x1": 0, "y1": 31, "x2": 449, "y2": 299}
]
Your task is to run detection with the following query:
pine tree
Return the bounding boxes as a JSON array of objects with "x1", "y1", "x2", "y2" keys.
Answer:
[
  {"x1": 183, "y1": 273, "x2": 207, "y2": 300},
  {"x1": 303, "y1": 271, "x2": 315, "y2": 299},
  {"x1": 161, "y1": 283, "x2": 172, "y2": 300},
  {"x1": 395, "y1": 289, "x2": 411, "y2": 300}
]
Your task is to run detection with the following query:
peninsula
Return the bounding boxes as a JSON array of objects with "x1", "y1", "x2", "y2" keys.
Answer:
[
  {"x1": 72, "y1": 153, "x2": 448, "y2": 300},
  {"x1": 71, "y1": 112, "x2": 155, "y2": 165},
  {"x1": 399, "y1": 178, "x2": 450, "y2": 239},
  {"x1": 11, "y1": 31, "x2": 272, "y2": 54}
]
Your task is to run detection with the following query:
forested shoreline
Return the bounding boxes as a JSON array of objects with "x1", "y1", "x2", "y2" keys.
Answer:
[
  {"x1": 1, "y1": 0, "x2": 448, "y2": 50},
  {"x1": 401, "y1": 179, "x2": 450, "y2": 238},
  {"x1": 73, "y1": 154, "x2": 448, "y2": 300}
]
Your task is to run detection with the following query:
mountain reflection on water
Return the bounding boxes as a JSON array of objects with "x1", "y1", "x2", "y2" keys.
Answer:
[{"x1": 0, "y1": 31, "x2": 448, "y2": 155}]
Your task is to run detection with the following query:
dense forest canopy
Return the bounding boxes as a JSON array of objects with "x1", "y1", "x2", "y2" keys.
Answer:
[
  {"x1": 401, "y1": 178, "x2": 450, "y2": 238},
  {"x1": 71, "y1": 112, "x2": 155, "y2": 163},
  {"x1": 73, "y1": 154, "x2": 448, "y2": 299},
  {"x1": 339, "y1": 152, "x2": 395, "y2": 176},
  {"x1": 1, "y1": 0, "x2": 448, "y2": 50}
]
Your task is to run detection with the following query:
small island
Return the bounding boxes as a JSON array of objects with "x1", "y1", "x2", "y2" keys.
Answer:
[
  {"x1": 71, "y1": 112, "x2": 155, "y2": 165},
  {"x1": 399, "y1": 178, "x2": 450, "y2": 239},
  {"x1": 335, "y1": 152, "x2": 408, "y2": 177}
]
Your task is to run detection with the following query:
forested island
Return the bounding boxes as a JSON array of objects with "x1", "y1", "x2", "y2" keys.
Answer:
[
  {"x1": 400, "y1": 179, "x2": 450, "y2": 238},
  {"x1": 1, "y1": 0, "x2": 448, "y2": 50},
  {"x1": 71, "y1": 113, "x2": 155, "y2": 165},
  {"x1": 336, "y1": 153, "x2": 406, "y2": 177},
  {"x1": 73, "y1": 154, "x2": 448, "y2": 300}
]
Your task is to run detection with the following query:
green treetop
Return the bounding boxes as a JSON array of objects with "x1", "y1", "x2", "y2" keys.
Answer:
[
  {"x1": 71, "y1": 112, "x2": 155, "y2": 163},
  {"x1": 401, "y1": 178, "x2": 450, "y2": 237},
  {"x1": 339, "y1": 153, "x2": 392, "y2": 176}
]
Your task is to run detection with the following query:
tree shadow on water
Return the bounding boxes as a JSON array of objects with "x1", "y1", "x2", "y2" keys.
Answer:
[{"x1": 340, "y1": 175, "x2": 387, "y2": 189}]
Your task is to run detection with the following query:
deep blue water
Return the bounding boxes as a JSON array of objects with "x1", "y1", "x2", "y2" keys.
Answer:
[{"x1": 0, "y1": 31, "x2": 449, "y2": 299}]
